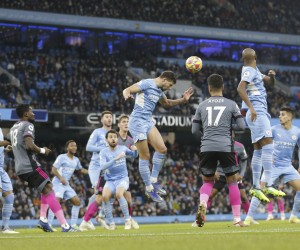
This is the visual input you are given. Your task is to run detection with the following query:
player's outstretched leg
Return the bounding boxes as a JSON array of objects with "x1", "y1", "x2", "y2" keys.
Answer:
[
  {"x1": 249, "y1": 149, "x2": 270, "y2": 202},
  {"x1": 244, "y1": 197, "x2": 260, "y2": 226},
  {"x1": 196, "y1": 181, "x2": 214, "y2": 227},
  {"x1": 151, "y1": 152, "x2": 167, "y2": 196},
  {"x1": 261, "y1": 144, "x2": 285, "y2": 197},
  {"x1": 228, "y1": 182, "x2": 245, "y2": 226},
  {"x1": 139, "y1": 158, "x2": 163, "y2": 202},
  {"x1": 1, "y1": 193, "x2": 19, "y2": 234},
  {"x1": 42, "y1": 191, "x2": 80, "y2": 232},
  {"x1": 38, "y1": 195, "x2": 53, "y2": 232}
]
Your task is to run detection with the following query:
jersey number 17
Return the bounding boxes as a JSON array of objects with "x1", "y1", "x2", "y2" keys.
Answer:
[{"x1": 206, "y1": 106, "x2": 226, "y2": 126}]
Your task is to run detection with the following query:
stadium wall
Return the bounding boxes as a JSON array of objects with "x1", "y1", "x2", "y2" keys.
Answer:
[{"x1": 0, "y1": 8, "x2": 300, "y2": 45}]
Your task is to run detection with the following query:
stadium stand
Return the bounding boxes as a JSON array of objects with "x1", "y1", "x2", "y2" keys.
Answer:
[{"x1": 0, "y1": 0, "x2": 300, "y2": 35}]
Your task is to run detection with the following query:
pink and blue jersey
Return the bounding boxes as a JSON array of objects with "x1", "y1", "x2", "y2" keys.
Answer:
[{"x1": 241, "y1": 66, "x2": 267, "y2": 111}]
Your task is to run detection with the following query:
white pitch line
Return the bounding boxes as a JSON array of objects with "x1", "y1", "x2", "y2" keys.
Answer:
[{"x1": 1, "y1": 228, "x2": 300, "y2": 239}]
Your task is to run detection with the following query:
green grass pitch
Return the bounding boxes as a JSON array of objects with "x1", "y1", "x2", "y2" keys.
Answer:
[{"x1": 0, "y1": 221, "x2": 299, "y2": 250}]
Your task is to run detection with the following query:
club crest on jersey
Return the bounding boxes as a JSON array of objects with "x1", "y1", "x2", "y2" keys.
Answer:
[
  {"x1": 138, "y1": 133, "x2": 146, "y2": 140},
  {"x1": 292, "y1": 135, "x2": 297, "y2": 140},
  {"x1": 243, "y1": 71, "x2": 250, "y2": 77},
  {"x1": 266, "y1": 130, "x2": 272, "y2": 136}
]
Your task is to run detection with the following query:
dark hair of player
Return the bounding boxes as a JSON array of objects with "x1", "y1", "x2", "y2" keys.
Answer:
[
  {"x1": 100, "y1": 110, "x2": 113, "y2": 119},
  {"x1": 105, "y1": 129, "x2": 119, "y2": 139},
  {"x1": 65, "y1": 140, "x2": 76, "y2": 148},
  {"x1": 16, "y1": 104, "x2": 30, "y2": 118},
  {"x1": 207, "y1": 74, "x2": 223, "y2": 90},
  {"x1": 160, "y1": 71, "x2": 177, "y2": 84},
  {"x1": 280, "y1": 106, "x2": 294, "y2": 117}
]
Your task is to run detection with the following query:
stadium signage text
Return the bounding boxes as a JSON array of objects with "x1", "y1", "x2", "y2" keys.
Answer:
[{"x1": 87, "y1": 113, "x2": 193, "y2": 127}]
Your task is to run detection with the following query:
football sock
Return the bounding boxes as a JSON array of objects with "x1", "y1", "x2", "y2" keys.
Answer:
[
  {"x1": 151, "y1": 152, "x2": 166, "y2": 179},
  {"x1": 262, "y1": 144, "x2": 274, "y2": 186},
  {"x1": 251, "y1": 149, "x2": 262, "y2": 188}
]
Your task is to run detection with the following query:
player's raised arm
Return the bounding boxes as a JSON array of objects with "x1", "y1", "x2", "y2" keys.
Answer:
[
  {"x1": 263, "y1": 70, "x2": 276, "y2": 87},
  {"x1": 159, "y1": 87, "x2": 194, "y2": 108},
  {"x1": 123, "y1": 83, "x2": 141, "y2": 101}
]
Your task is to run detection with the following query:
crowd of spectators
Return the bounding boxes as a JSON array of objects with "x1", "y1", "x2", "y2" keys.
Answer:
[
  {"x1": 1, "y1": 1, "x2": 300, "y2": 223},
  {"x1": 1, "y1": 0, "x2": 300, "y2": 35},
  {"x1": 1, "y1": 42, "x2": 300, "y2": 118}
]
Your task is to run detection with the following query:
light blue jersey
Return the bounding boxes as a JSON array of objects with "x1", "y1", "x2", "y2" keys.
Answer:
[
  {"x1": 0, "y1": 128, "x2": 4, "y2": 169},
  {"x1": 241, "y1": 66, "x2": 267, "y2": 111},
  {"x1": 52, "y1": 154, "x2": 82, "y2": 185},
  {"x1": 100, "y1": 145, "x2": 138, "y2": 181},
  {"x1": 260, "y1": 124, "x2": 300, "y2": 184},
  {"x1": 129, "y1": 79, "x2": 165, "y2": 142},
  {"x1": 130, "y1": 79, "x2": 166, "y2": 119},
  {"x1": 86, "y1": 127, "x2": 108, "y2": 167},
  {"x1": 86, "y1": 127, "x2": 109, "y2": 187},
  {"x1": 272, "y1": 124, "x2": 300, "y2": 168},
  {"x1": 0, "y1": 128, "x2": 13, "y2": 192}
]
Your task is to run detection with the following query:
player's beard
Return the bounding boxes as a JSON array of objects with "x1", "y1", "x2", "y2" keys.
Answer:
[
  {"x1": 28, "y1": 117, "x2": 35, "y2": 123},
  {"x1": 109, "y1": 141, "x2": 117, "y2": 148}
]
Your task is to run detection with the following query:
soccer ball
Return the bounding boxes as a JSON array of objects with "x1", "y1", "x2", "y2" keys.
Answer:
[{"x1": 185, "y1": 56, "x2": 203, "y2": 73}]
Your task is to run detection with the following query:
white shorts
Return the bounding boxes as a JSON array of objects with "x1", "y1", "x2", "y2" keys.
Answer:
[
  {"x1": 89, "y1": 168, "x2": 101, "y2": 188},
  {"x1": 246, "y1": 110, "x2": 272, "y2": 143},
  {"x1": 261, "y1": 166, "x2": 300, "y2": 184},
  {"x1": 0, "y1": 168, "x2": 13, "y2": 192},
  {"x1": 52, "y1": 183, "x2": 77, "y2": 200},
  {"x1": 104, "y1": 177, "x2": 129, "y2": 194}
]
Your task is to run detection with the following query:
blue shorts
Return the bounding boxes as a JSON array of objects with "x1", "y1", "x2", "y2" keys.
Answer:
[
  {"x1": 88, "y1": 162, "x2": 101, "y2": 188},
  {"x1": 128, "y1": 116, "x2": 154, "y2": 143},
  {"x1": 261, "y1": 166, "x2": 300, "y2": 184},
  {"x1": 52, "y1": 183, "x2": 77, "y2": 200},
  {"x1": 0, "y1": 168, "x2": 13, "y2": 192},
  {"x1": 104, "y1": 177, "x2": 129, "y2": 194},
  {"x1": 246, "y1": 110, "x2": 272, "y2": 143}
]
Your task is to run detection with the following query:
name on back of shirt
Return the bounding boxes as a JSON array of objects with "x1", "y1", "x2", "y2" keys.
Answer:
[{"x1": 208, "y1": 99, "x2": 224, "y2": 103}]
